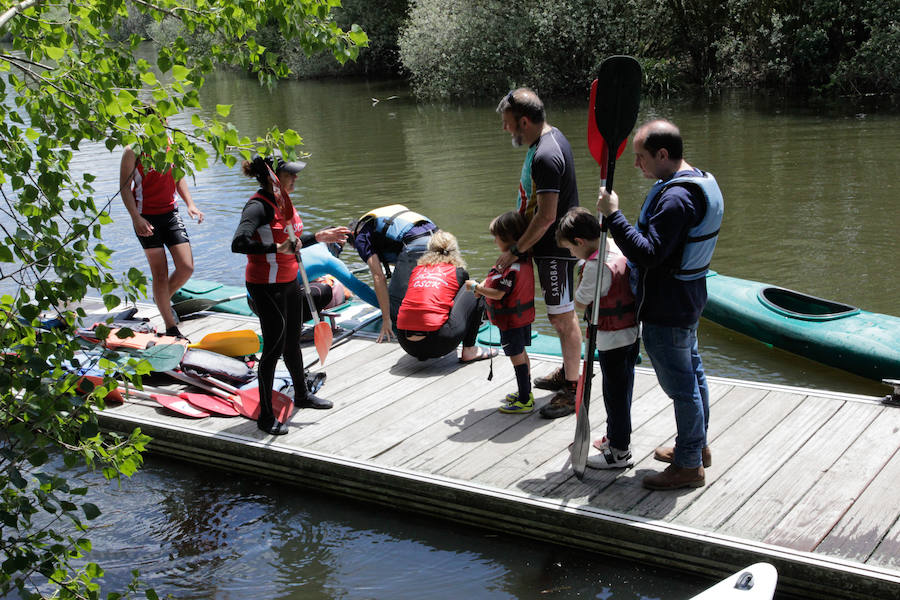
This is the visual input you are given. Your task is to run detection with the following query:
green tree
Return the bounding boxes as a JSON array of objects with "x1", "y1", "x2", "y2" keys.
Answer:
[{"x1": 0, "y1": 1, "x2": 366, "y2": 598}]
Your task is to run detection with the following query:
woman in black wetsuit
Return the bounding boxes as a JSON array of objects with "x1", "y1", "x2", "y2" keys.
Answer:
[{"x1": 231, "y1": 156, "x2": 349, "y2": 435}]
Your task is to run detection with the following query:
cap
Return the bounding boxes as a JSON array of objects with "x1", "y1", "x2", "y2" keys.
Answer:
[{"x1": 275, "y1": 157, "x2": 307, "y2": 174}]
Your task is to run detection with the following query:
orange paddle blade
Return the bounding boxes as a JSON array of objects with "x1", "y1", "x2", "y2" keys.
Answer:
[{"x1": 314, "y1": 321, "x2": 332, "y2": 365}]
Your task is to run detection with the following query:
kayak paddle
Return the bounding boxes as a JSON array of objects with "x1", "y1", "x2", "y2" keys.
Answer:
[
  {"x1": 292, "y1": 229, "x2": 333, "y2": 366},
  {"x1": 139, "y1": 383, "x2": 241, "y2": 417},
  {"x1": 171, "y1": 293, "x2": 247, "y2": 318},
  {"x1": 119, "y1": 386, "x2": 211, "y2": 418},
  {"x1": 571, "y1": 56, "x2": 642, "y2": 481},
  {"x1": 188, "y1": 329, "x2": 261, "y2": 357},
  {"x1": 203, "y1": 374, "x2": 294, "y2": 423}
]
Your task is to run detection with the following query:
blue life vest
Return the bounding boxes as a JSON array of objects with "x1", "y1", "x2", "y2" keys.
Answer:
[
  {"x1": 637, "y1": 171, "x2": 724, "y2": 281},
  {"x1": 358, "y1": 204, "x2": 432, "y2": 244}
]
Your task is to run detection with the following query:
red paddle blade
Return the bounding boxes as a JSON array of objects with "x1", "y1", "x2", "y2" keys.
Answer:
[
  {"x1": 179, "y1": 392, "x2": 240, "y2": 417},
  {"x1": 150, "y1": 393, "x2": 210, "y2": 418},
  {"x1": 314, "y1": 321, "x2": 332, "y2": 365},
  {"x1": 574, "y1": 368, "x2": 586, "y2": 415},
  {"x1": 232, "y1": 388, "x2": 294, "y2": 423},
  {"x1": 588, "y1": 79, "x2": 628, "y2": 179}
]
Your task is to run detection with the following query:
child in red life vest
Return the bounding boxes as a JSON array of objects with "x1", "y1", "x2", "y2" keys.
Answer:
[
  {"x1": 466, "y1": 212, "x2": 536, "y2": 413},
  {"x1": 556, "y1": 207, "x2": 640, "y2": 469}
]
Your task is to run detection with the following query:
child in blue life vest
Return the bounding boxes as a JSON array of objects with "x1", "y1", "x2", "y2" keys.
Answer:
[
  {"x1": 466, "y1": 212, "x2": 537, "y2": 413},
  {"x1": 555, "y1": 207, "x2": 640, "y2": 469}
]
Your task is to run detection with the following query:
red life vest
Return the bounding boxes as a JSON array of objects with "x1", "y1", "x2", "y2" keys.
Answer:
[
  {"x1": 244, "y1": 192, "x2": 303, "y2": 284},
  {"x1": 133, "y1": 160, "x2": 176, "y2": 215},
  {"x1": 586, "y1": 249, "x2": 637, "y2": 331},
  {"x1": 396, "y1": 263, "x2": 459, "y2": 331},
  {"x1": 484, "y1": 259, "x2": 535, "y2": 330}
]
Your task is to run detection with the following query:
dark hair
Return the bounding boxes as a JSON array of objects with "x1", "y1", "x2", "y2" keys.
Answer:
[
  {"x1": 489, "y1": 211, "x2": 527, "y2": 244},
  {"x1": 640, "y1": 121, "x2": 683, "y2": 160},
  {"x1": 496, "y1": 88, "x2": 545, "y2": 124},
  {"x1": 241, "y1": 155, "x2": 274, "y2": 187},
  {"x1": 556, "y1": 207, "x2": 603, "y2": 245}
]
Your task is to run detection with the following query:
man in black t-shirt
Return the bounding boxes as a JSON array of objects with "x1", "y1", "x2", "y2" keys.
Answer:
[{"x1": 494, "y1": 88, "x2": 582, "y2": 419}]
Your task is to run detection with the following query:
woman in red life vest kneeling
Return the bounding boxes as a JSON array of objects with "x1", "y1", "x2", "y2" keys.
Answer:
[
  {"x1": 231, "y1": 156, "x2": 349, "y2": 435},
  {"x1": 396, "y1": 231, "x2": 495, "y2": 363}
]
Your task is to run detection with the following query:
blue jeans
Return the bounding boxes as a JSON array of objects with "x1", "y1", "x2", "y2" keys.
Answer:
[{"x1": 641, "y1": 322, "x2": 709, "y2": 468}]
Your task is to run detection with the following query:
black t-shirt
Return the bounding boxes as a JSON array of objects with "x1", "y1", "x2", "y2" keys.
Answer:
[{"x1": 524, "y1": 126, "x2": 579, "y2": 257}]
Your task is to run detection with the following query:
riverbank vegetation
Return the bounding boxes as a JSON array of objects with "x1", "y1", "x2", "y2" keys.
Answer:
[
  {"x1": 0, "y1": 1, "x2": 365, "y2": 598},
  {"x1": 399, "y1": 0, "x2": 899, "y2": 98},
  {"x1": 109, "y1": 1, "x2": 898, "y2": 100}
]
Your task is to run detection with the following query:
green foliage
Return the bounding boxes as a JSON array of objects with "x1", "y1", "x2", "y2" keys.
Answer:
[
  {"x1": 398, "y1": 0, "x2": 900, "y2": 98},
  {"x1": 0, "y1": 0, "x2": 365, "y2": 597}
]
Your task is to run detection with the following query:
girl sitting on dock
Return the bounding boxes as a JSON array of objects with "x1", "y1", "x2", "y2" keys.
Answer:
[
  {"x1": 395, "y1": 231, "x2": 493, "y2": 363},
  {"x1": 466, "y1": 212, "x2": 536, "y2": 413}
]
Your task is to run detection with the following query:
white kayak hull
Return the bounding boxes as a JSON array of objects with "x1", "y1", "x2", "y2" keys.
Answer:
[{"x1": 690, "y1": 563, "x2": 778, "y2": 599}]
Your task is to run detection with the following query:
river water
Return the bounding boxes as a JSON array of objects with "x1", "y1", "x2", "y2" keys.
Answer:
[{"x1": 17, "y1": 69, "x2": 900, "y2": 598}]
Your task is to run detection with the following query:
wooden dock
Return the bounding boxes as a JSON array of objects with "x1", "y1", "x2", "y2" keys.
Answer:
[{"x1": 83, "y1": 299, "x2": 900, "y2": 599}]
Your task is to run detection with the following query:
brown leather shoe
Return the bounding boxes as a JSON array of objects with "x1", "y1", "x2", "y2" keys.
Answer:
[
  {"x1": 642, "y1": 464, "x2": 705, "y2": 490},
  {"x1": 654, "y1": 445, "x2": 712, "y2": 468}
]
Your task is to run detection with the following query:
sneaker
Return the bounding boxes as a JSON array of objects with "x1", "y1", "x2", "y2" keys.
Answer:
[
  {"x1": 534, "y1": 366, "x2": 566, "y2": 391},
  {"x1": 643, "y1": 464, "x2": 705, "y2": 490},
  {"x1": 539, "y1": 388, "x2": 576, "y2": 419},
  {"x1": 499, "y1": 392, "x2": 534, "y2": 414},
  {"x1": 587, "y1": 445, "x2": 634, "y2": 469},
  {"x1": 654, "y1": 445, "x2": 712, "y2": 468}
]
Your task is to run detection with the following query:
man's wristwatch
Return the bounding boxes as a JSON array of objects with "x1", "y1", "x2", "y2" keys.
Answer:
[{"x1": 509, "y1": 244, "x2": 526, "y2": 258}]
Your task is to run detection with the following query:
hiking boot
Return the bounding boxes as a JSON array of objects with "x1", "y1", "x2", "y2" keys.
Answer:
[
  {"x1": 499, "y1": 392, "x2": 534, "y2": 414},
  {"x1": 654, "y1": 445, "x2": 712, "y2": 468},
  {"x1": 642, "y1": 464, "x2": 705, "y2": 490},
  {"x1": 294, "y1": 392, "x2": 333, "y2": 410},
  {"x1": 587, "y1": 445, "x2": 634, "y2": 469},
  {"x1": 539, "y1": 388, "x2": 576, "y2": 419},
  {"x1": 534, "y1": 366, "x2": 566, "y2": 391}
]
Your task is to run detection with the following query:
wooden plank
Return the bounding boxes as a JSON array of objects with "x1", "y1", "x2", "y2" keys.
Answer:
[
  {"x1": 287, "y1": 348, "x2": 455, "y2": 444},
  {"x1": 397, "y1": 362, "x2": 569, "y2": 475},
  {"x1": 815, "y1": 442, "x2": 900, "y2": 563},
  {"x1": 513, "y1": 373, "x2": 671, "y2": 499},
  {"x1": 474, "y1": 371, "x2": 659, "y2": 490},
  {"x1": 372, "y1": 362, "x2": 557, "y2": 470},
  {"x1": 675, "y1": 394, "x2": 842, "y2": 530},
  {"x1": 719, "y1": 401, "x2": 881, "y2": 540},
  {"x1": 764, "y1": 409, "x2": 900, "y2": 551},
  {"x1": 316, "y1": 353, "x2": 504, "y2": 458},
  {"x1": 868, "y1": 504, "x2": 900, "y2": 571},
  {"x1": 302, "y1": 352, "x2": 462, "y2": 447},
  {"x1": 629, "y1": 390, "x2": 805, "y2": 520},
  {"x1": 568, "y1": 382, "x2": 756, "y2": 513}
]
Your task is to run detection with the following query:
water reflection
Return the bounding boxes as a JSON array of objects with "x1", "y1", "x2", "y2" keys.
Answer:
[{"x1": 76, "y1": 454, "x2": 698, "y2": 599}]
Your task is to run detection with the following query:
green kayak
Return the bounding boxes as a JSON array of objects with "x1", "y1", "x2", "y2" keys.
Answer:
[{"x1": 703, "y1": 272, "x2": 900, "y2": 381}]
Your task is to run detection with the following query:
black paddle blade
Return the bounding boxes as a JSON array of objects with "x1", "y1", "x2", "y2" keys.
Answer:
[
  {"x1": 571, "y1": 407, "x2": 591, "y2": 480},
  {"x1": 593, "y1": 55, "x2": 642, "y2": 157}
]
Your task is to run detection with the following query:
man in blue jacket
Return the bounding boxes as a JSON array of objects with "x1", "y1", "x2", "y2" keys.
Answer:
[{"x1": 598, "y1": 120, "x2": 724, "y2": 490}]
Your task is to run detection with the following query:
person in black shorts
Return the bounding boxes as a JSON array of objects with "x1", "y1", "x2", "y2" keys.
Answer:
[
  {"x1": 120, "y1": 145, "x2": 203, "y2": 338},
  {"x1": 493, "y1": 88, "x2": 582, "y2": 419}
]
